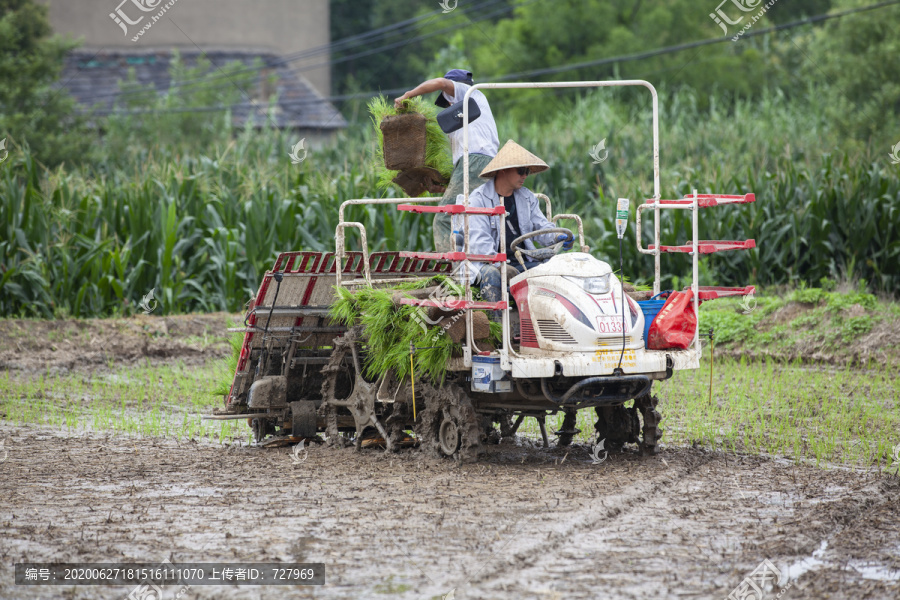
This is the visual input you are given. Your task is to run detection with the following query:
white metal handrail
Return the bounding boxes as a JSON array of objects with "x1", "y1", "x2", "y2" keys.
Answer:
[
  {"x1": 334, "y1": 197, "x2": 440, "y2": 287},
  {"x1": 460, "y1": 80, "x2": 661, "y2": 369},
  {"x1": 634, "y1": 190, "x2": 701, "y2": 352}
]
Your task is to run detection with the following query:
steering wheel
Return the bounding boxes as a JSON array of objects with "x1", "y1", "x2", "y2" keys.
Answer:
[{"x1": 509, "y1": 227, "x2": 574, "y2": 268}]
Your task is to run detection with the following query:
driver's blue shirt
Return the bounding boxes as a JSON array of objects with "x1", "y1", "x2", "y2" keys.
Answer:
[{"x1": 452, "y1": 178, "x2": 556, "y2": 280}]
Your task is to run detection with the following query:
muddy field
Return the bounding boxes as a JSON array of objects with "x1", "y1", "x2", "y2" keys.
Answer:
[
  {"x1": 0, "y1": 314, "x2": 235, "y2": 375},
  {"x1": 0, "y1": 424, "x2": 898, "y2": 599},
  {"x1": 1, "y1": 314, "x2": 899, "y2": 599}
]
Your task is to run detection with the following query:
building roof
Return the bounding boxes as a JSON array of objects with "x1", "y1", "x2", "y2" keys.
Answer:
[{"x1": 62, "y1": 49, "x2": 346, "y2": 130}]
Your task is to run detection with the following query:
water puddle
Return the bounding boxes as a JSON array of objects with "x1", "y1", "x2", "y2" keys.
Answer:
[{"x1": 785, "y1": 540, "x2": 900, "y2": 584}]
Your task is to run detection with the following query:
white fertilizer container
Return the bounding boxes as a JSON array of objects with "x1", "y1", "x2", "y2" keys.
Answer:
[{"x1": 471, "y1": 355, "x2": 511, "y2": 393}]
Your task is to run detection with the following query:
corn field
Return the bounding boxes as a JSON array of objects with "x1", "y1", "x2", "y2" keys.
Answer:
[{"x1": 1, "y1": 88, "x2": 898, "y2": 318}]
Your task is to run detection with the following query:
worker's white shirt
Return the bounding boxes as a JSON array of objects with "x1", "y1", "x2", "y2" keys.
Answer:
[{"x1": 442, "y1": 81, "x2": 499, "y2": 164}]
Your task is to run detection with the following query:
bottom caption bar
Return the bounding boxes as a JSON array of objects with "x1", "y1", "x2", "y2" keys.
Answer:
[{"x1": 15, "y1": 563, "x2": 325, "y2": 586}]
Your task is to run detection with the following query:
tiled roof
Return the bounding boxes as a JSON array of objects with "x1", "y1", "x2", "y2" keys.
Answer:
[{"x1": 61, "y1": 50, "x2": 346, "y2": 130}]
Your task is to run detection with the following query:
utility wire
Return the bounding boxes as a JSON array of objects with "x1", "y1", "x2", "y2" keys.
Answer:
[
  {"x1": 494, "y1": 0, "x2": 900, "y2": 80},
  {"x1": 82, "y1": 0, "x2": 900, "y2": 117},
  {"x1": 76, "y1": 0, "x2": 509, "y2": 104}
]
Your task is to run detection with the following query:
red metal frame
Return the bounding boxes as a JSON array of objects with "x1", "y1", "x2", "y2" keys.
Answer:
[
  {"x1": 397, "y1": 204, "x2": 507, "y2": 215},
  {"x1": 227, "y1": 250, "x2": 454, "y2": 405},
  {"x1": 400, "y1": 298, "x2": 508, "y2": 311},
  {"x1": 649, "y1": 240, "x2": 756, "y2": 254},
  {"x1": 399, "y1": 251, "x2": 507, "y2": 263}
]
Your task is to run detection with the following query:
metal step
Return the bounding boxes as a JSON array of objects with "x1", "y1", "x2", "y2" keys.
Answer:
[
  {"x1": 399, "y1": 298, "x2": 508, "y2": 310},
  {"x1": 397, "y1": 204, "x2": 506, "y2": 215},
  {"x1": 649, "y1": 240, "x2": 756, "y2": 254},
  {"x1": 399, "y1": 251, "x2": 507, "y2": 263}
]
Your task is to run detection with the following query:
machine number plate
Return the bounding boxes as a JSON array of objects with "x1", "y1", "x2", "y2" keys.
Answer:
[{"x1": 596, "y1": 316, "x2": 626, "y2": 334}]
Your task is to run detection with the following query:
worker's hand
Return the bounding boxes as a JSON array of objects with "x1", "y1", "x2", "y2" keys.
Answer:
[
  {"x1": 556, "y1": 233, "x2": 574, "y2": 251},
  {"x1": 394, "y1": 93, "x2": 411, "y2": 110}
]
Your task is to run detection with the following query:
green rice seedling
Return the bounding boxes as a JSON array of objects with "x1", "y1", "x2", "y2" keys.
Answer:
[
  {"x1": 367, "y1": 95, "x2": 453, "y2": 194},
  {"x1": 329, "y1": 276, "x2": 497, "y2": 385},
  {"x1": 210, "y1": 325, "x2": 245, "y2": 398}
]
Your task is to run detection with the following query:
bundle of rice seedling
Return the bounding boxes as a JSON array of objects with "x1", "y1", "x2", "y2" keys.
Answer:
[
  {"x1": 368, "y1": 95, "x2": 453, "y2": 196},
  {"x1": 211, "y1": 323, "x2": 247, "y2": 397},
  {"x1": 330, "y1": 276, "x2": 499, "y2": 384}
]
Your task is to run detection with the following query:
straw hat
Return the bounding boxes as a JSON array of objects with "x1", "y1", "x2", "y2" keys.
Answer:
[{"x1": 479, "y1": 140, "x2": 549, "y2": 178}]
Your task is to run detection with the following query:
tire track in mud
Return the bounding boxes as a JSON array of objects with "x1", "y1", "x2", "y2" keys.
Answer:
[
  {"x1": 1, "y1": 426, "x2": 897, "y2": 600},
  {"x1": 449, "y1": 451, "x2": 716, "y2": 597}
]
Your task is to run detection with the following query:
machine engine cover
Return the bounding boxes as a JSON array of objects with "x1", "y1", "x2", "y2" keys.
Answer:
[
  {"x1": 247, "y1": 376, "x2": 288, "y2": 409},
  {"x1": 510, "y1": 253, "x2": 645, "y2": 353}
]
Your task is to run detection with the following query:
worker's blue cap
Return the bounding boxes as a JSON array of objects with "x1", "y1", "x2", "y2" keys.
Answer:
[
  {"x1": 444, "y1": 69, "x2": 474, "y2": 84},
  {"x1": 436, "y1": 69, "x2": 474, "y2": 108}
]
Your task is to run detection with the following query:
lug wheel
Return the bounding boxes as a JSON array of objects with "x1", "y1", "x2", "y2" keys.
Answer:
[
  {"x1": 251, "y1": 418, "x2": 274, "y2": 443},
  {"x1": 291, "y1": 400, "x2": 317, "y2": 438},
  {"x1": 555, "y1": 409, "x2": 580, "y2": 447},
  {"x1": 438, "y1": 412, "x2": 461, "y2": 456}
]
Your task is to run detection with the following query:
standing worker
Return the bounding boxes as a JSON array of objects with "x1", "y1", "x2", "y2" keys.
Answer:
[{"x1": 394, "y1": 69, "x2": 499, "y2": 252}]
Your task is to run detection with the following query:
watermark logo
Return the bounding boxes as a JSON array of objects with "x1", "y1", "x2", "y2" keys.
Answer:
[
  {"x1": 291, "y1": 440, "x2": 309, "y2": 464},
  {"x1": 0, "y1": 138, "x2": 8, "y2": 164},
  {"x1": 139, "y1": 288, "x2": 158, "y2": 314},
  {"x1": 125, "y1": 581, "x2": 163, "y2": 600},
  {"x1": 888, "y1": 442, "x2": 900, "y2": 476},
  {"x1": 591, "y1": 438, "x2": 608, "y2": 465},
  {"x1": 740, "y1": 290, "x2": 757, "y2": 314},
  {"x1": 726, "y1": 558, "x2": 791, "y2": 600},
  {"x1": 125, "y1": 560, "x2": 190, "y2": 600},
  {"x1": 409, "y1": 260, "x2": 469, "y2": 340},
  {"x1": 110, "y1": 0, "x2": 183, "y2": 42},
  {"x1": 439, "y1": 0, "x2": 458, "y2": 14},
  {"x1": 709, "y1": 0, "x2": 760, "y2": 34},
  {"x1": 0, "y1": 438, "x2": 8, "y2": 463},
  {"x1": 889, "y1": 141, "x2": 900, "y2": 165},
  {"x1": 589, "y1": 138, "x2": 608, "y2": 164},
  {"x1": 716, "y1": 0, "x2": 779, "y2": 41},
  {"x1": 289, "y1": 139, "x2": 308, "y2": 164}
]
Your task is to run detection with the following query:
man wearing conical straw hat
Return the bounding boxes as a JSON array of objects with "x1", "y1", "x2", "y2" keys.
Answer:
[{"x1": 454, "y1": 140, "x2": 574, "y2": 306}]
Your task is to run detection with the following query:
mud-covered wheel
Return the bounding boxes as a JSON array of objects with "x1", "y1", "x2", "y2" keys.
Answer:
[
  {"x1": 415, "y1": 380, "x2": 484, "y2": 462},
  {"x1": 634, "y1": 393, "x2": 662, "y2": 455},
  {"x1": 291, "y1": 400, "x2": 317, "y2": 438},
  {"x1": 438, "y1": 411, "x2": 461, "y2": 456},
  {"x1": 594, "y1": 404, "x2": 640, "y2": 452},
  {"x1": 555, "y1": 409, "x2": 580, "y2": 447},
  {"x1": 251, "y1": 418, "x2": 275, "y2": 443}
]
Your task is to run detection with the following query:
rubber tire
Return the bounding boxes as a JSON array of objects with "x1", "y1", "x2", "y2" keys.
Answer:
[
  {"x1": 291, "y1": 400, "x2": 317, "y2": 438},
  {"x1": 439, "y1": 416, "x2": 461, "y2": 456}
]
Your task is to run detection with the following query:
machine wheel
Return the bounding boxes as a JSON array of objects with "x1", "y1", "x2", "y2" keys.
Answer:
[
  {"x1": 251, "y1": 418, "x2": 275, "y2": 443},
  {"x1": 439, "y1": 411, "x2": 461, "y2": 456},
  {"x1": 555, "y1": 409, "x2": 581, "y2": 447},
  {"x1": 291, "y1": 400, "x2": 317, "y2": 438},
  {"x1": 415, "y1": 380, "x2": 484, "y2": 462},
  {"x1": 634, "y1": 393, "x2": 662, "y2": 455},
  {"x1": 594, "y1": 404, "x2": 640, "y2": 452}
]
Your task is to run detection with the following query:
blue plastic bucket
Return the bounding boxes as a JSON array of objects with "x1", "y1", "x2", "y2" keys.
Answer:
[{"x1": 637, "y1": 291, "x2": 671, "y2": 347}]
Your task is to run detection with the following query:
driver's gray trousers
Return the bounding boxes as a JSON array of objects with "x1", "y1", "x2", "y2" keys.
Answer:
[{"x1": 476, "y1": 262, "x2": 540, "y2": 318}]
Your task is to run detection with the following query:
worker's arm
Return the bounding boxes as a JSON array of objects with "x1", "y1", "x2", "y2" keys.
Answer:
[
  {"x1": 524, "y1": 190, "x2": 559, "y2": 247},
  {"x1": 394, "y1": 78, "x2": 456, "y2": 109}
]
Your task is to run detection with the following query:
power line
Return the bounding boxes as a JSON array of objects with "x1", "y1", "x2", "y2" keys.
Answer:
[
  {"x1": 495, "y1": 0, "x2": 900, "y2": 80},
  {"x1": 83, "y1": 0, "x2": 900, "y2": 118},
  {"x1": 78, "y1": 0, "x2": 509, "y2": 104}
]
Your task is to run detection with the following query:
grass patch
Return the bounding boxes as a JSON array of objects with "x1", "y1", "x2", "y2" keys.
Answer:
[
  {"x1": 695, "y1": 287, "x2": 893, "y2": 362},
  {"x1": 516, "y1": 357, "x2": 899, "y2": 470},
  {"x1": 0, "y1": 360, "x2": 248, "y2": 444},
  {"x1": 658, "y1": 357, "x2": 900, "y2": 469}
]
